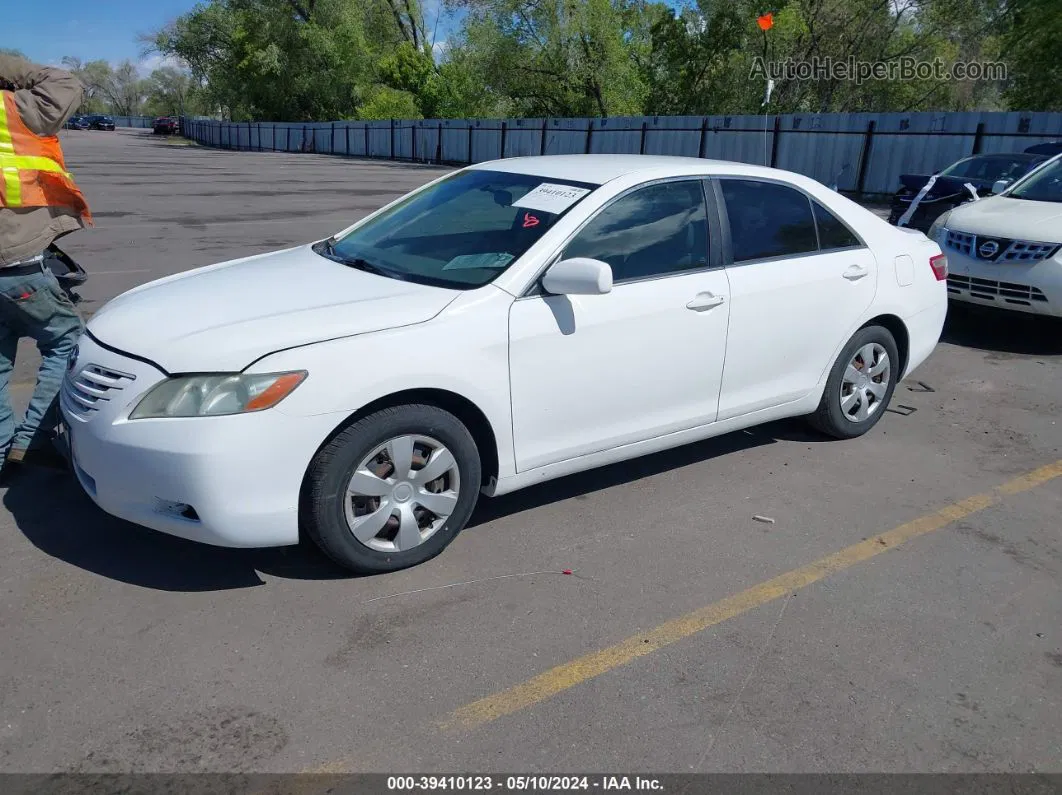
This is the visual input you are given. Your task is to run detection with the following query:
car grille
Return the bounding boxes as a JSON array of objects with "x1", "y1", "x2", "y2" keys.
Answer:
[
  {"x1": 945, "y1": 230, "x2": 976, "y2": 257},
  {"x1": 945, "y1": 230, "x2": 1059, "y2": 263},
  {"x1": 62, "y1": 364, "x2": 136, "y2": 421},
  {"x1": 947, "y1": 274, "x2": 1049, "y2": 306}
]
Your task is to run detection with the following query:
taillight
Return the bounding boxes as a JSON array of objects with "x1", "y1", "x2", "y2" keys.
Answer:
[{"x1": 930, "y1": 253, "x2": 948, "y2": 281}]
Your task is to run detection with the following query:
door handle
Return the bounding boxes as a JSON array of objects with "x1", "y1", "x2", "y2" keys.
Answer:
[
  {"x1": 686, "y1": 292, "x2": 726, "y2": 311},
  {"x1": 843, "y1": 265, "x2": 869, "y2": 281}
]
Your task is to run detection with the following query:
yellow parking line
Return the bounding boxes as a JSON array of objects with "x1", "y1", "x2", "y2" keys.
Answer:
[{"x1": 443, "y1": 460, "x2": 1062, "y2": 732}]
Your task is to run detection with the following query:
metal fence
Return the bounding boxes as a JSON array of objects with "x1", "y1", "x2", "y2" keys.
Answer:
[
  {"x1": 181, "y1": 111, "x2": 1062, "y2": 197},
  {"x1": 113, "y1": 116, "x2": 155, "y2": 128}
]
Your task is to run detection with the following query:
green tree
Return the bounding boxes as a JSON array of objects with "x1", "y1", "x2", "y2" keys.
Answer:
[
  {"x1": 1002, "y1": 0, "x2": 1062, "y2": 110},
  {"x1": 144, "y1": 66, "x2": 205, "y2": 117},
  {"x1": 642, "y1": 0, "x2": 1011, "y2": 115},
  {"x1": 446, "y1": 0, "x2": 653, "y2": 117},
  {"x1": 61, "y1": 57, "x2": 148, "y2": 115},
  {"x1": 357, "y1": 85, "x2": 423, "y2": 119},
  {"x1": 147, "y1": 0, "x2": 445, "y2": 121}
]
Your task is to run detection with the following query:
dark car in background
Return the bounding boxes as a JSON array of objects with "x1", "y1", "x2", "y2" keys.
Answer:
[
  {"x1": 1024, "y1": 141, "x2": 1062, "y2": 157},
  {"x1": 87, "y1": 115, "x2": 116, "y2": 131},
  {"x1": 65, "y1": 116, "x2": 90, "y2": 130},
  {"x1": 153, "y1": 116, "x2": 180, "y2": 135},
  {"x1": 888, "y1": 152, "x2": 1047, "y2": 233}
]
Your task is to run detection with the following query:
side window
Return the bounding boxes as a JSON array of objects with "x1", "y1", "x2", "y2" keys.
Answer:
[
  {"x1": 720, "y1": 179, "x2": 818, "y2": 262},
  {"x1": 813, "y1": 201, "x2": 861, "y2": 250},
  {"x1": 563, "y1": 181, "x2": 709, "y2": 282}
]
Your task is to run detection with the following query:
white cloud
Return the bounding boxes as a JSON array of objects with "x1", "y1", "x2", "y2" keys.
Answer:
[{"x1": 137, "y1": 53, "x2": 185, "y2": 76}]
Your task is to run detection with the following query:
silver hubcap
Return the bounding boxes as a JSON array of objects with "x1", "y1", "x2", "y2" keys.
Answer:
[
  {"x1": 345, "y1": 434, "x2": 461, "y2": 552},
  {"x1": 840, "y1": 343, "x2": 891, "y2": 423}
]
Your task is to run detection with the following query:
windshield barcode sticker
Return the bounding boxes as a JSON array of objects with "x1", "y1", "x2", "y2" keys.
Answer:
[
  {"x1": 443, "y1": 252, "x2": 515, "y2": 271},
  {"x1": 512, "y1": 183, "x2": 591, "y2": 214}
]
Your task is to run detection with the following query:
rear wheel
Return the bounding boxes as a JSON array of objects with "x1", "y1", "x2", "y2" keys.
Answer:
[
  {"x1": 303, "y1": 405, "x2": 481, "y2": 574},
  {"x1": 809, "y1": 325, "x2": 899, "y2": 439}
]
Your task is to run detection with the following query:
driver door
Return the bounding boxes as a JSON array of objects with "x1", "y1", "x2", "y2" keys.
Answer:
[{"x1": 508, "y1": 179, "x2": 731, "y2": 472}]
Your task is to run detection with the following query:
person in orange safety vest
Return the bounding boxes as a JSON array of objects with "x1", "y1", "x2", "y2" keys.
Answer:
[{"x1": 0, "y1": 54, "x2": 91, "y2": 481}]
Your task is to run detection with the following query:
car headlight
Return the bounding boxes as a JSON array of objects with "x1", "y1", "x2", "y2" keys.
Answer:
[
  {"x1": 129, "y1": 371, "x2": 307, "y2": 419},
  {"x1": 927, "y1": 210, "x2": 952, "y2": 243}
]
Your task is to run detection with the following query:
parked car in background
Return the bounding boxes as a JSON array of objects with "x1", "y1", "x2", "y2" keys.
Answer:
[
  {"x1": 931, "y1": 154, "x2": 1062, "y2": 317},
  {"x1": 153, "y1": 116, "x2": 180, "y2": 135},
  {"x1": 87, "y1": 115, "x2": 116, "y2": 131},
  {"x1": 1025, "y1": 141, "x2": 1062, "y2": 157},
  {"x1": 888, "y1": 152, "x2": 1047, "y2": 233},
  {"x1": 65, "y1": 116, "x2": 90, "y2": 130},
  {"x1": 62, "y1": 155, "x2": 947, "y2": 574}
]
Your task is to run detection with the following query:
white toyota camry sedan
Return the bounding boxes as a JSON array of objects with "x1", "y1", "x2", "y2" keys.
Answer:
[{"x1": 61, "y1": 155, "x2": 947, "y2": 573}]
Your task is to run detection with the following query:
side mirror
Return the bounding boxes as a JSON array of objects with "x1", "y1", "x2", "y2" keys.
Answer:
[
  {"x1": 541, "y1": 257, "x2": 613, "y2": 296},
  {"x1": 991, "y1": 179, "x2": 1011, "y2": 195}
]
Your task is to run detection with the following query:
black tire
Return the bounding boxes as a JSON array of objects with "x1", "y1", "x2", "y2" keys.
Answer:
[
  {"x1": 302, "y1": 404, "x2": 481, "y2": 574},
  {"x1": 808, "y1": 325, "x2": 900, "y2": 440}
]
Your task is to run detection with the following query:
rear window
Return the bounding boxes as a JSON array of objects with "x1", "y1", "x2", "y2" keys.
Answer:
[{"x1": 941, "y1": 155, "x2": 1037, "y2": 182}]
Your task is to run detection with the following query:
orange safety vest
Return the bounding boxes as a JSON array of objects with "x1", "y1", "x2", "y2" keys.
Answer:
[{"x1": 0, "y1": 90, "x2": 92, "y2": 222}]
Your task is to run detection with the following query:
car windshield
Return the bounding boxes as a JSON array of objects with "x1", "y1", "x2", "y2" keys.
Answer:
[
  {"x1": 940, "y1": 155, "x2": 1036, "y2": 182},
  {"x1": 315, "y1": 169, "x2": 598, "y2": 289},
  {"x1": 1008, "y1": 158, "x2": 1062, "y2": 203}
]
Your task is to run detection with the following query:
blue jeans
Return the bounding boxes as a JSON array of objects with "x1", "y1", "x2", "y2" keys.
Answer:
[{"x1": 0, "y1": 262, "x2": 83, "y2": 458}]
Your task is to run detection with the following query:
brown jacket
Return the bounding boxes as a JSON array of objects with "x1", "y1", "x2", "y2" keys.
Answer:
[{"x1": 0, "y1": 55, "x2": 87, "y2": 267}]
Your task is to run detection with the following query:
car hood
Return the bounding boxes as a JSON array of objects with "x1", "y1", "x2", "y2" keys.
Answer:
[
  {"x1": 88, "y1": 245, "x2": 460, "y2": 373},
  {"x1": 947, "y1": 195, "x2": 1062, "y2": 241},
  {"x1": 898, "y1": 173, "x2": 994, "y2": 199}
]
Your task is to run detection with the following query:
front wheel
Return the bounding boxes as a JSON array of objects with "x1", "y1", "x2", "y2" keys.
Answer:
[
  {"x1": 808, "y1": 325, "x2": 900, "y2": 440},
  {"x1": 302, "y1": 404, "x2": 482, "y2": 574}
]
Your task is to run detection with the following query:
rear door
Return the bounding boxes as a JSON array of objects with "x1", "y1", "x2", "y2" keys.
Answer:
[{"x1": 713, "y1": 178, "x2": 878, "y2": 420}]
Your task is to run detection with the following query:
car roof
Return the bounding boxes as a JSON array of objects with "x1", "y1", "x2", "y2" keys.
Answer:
[
  {"x1": 964, "y1": 152, "x2": 1042, "y2": 161},
  {"x1": 1025, "y1": 141, "x2": 1062, "y2": 155},
  {"x1": 466, "y1": 154, "x2": 798, "y2": 185}
]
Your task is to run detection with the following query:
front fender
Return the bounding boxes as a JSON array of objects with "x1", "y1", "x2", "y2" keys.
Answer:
[{"x1": 249, "y1": 287, "x2": 517, "y2": 480}]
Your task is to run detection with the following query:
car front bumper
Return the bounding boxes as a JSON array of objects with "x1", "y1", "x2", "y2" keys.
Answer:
[
  {"x1": 60, "y1": 334, "x2": 339, "y2": 548},
  {"x1": 944, "y1": 248, "x2": 1062, "y2": 318}
]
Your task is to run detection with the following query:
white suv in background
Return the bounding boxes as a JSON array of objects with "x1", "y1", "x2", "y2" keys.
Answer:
[{"x1": 930, "y1": 154, "x2": 1062, "y2": 317}]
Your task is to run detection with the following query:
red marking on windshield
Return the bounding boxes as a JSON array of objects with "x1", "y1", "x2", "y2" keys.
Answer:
[{"x1": 522, "y1": 213, "x2": 540, "y2": 228}]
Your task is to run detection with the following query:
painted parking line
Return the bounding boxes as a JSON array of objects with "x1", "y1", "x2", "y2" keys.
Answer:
[{"x1": 442, "y1": 459, "x2": 1062, "y2": 732}]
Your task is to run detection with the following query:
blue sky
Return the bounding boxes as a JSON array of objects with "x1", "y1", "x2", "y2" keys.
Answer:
[{"x1": 5, "y1": 1, "x2": 196, "y2": 68}]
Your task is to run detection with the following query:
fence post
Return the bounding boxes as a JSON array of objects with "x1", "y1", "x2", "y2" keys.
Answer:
[
  {"x1": 467, "y1": 122, "x2": 474, "y2": 163},
  {"x1": 286, "y1": 126, "x2": 291, "y2": 152},
  {"x1": 698, "y1": 118, "x2": 710, "y2": 158},
  {"x1": 436, "y1": 122, "x2": 443, "y2": 163},
  {"x1": 540, "y1": 119, "x2": 549, "y2": 156},
  {"x1": 769, "y1": 116, "x2": 782, "y2": 168},
  {"x1": 364, "y1": 124, "x2": 370, "y2": 158},
  {"x1": 390, "y1": 118, "x2": 396, "y2": 160},
  {"x1": 971, "y1": 122, "x2": 985, "y2": 155},
  {"x1": 585, "y1": 120, "x2": 594, "y2": 154},
  {"x1": 303, "y1": 125, "x2": 308, "y2": 153},
  {"x1": 344, "y1": 124, "x2": 350, "y2": 157},
  {"x1": 854, "y1": 120, "x2": 876, "y2": 196},
  {"x1": 639, "y1": 121, "x2": 648, "y2": 155},
  {"x1": 500, "y1": 121, "x2": 508, "y2": 159},
  {"x1": 412, "y1": 122, "x2": 417, "y2": 162}
]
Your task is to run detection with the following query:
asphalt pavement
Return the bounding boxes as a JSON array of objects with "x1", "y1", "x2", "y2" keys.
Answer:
[{"x1": 1, "y1": 129, "x2": 1060, "y2": 775}]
